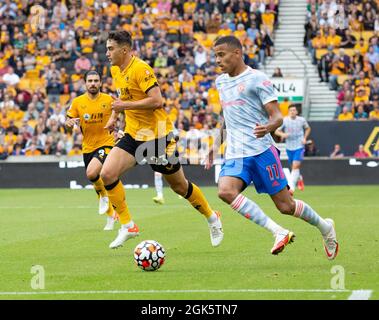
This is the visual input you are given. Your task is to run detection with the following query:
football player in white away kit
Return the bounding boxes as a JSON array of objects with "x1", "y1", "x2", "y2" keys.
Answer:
[
  {"x1": 205, "y1": 36, "x2": 338, "y2": 259},
  {"x1": 276, "y1": 105, "x2": 311, "y2": 192}
]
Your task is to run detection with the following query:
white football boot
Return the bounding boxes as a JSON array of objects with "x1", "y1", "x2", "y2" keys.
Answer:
[
  {"x1": 208, "y1": 211, "x2": 224, "y2": 247},
  {"x1": 109, "y1": 223, "x2": 140, "y2": 249},
  {"x1": 322, "y1": 218, "x2": 339, "y2": 260},
  {"x1": 99, "y1": 196, "x2": 110, "y2": 215}
]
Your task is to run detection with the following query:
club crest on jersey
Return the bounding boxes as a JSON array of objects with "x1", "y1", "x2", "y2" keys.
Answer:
[
  {"x1": 83, "y1": 113, "x2": 90, "y2": 121},
  {"x1": 238, "y1": 84, "x2": 245, "y2": 93},
  {"x1": 262, "y1": 80, "x2": 272, "y2": 87}
]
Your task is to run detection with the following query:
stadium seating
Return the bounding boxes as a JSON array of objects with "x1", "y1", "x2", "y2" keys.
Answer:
[{"x1": 306, "y1": 0, "x2": 379, "y2": 121}]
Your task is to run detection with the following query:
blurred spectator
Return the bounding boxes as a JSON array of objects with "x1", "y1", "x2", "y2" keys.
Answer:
[
  {"x1": 46, "y1": 72, "x2": 63, "y2": 103},
  {"x1": 194, "y1": 45, "x2": 207, "y2": 69},
  {"x1": 330, "y1": 144, "x2": 344, "y2": 158},
  {"x1": 304, "y1": 139, "x2": 318, "y2": 157},
  {"x1": 354, "y1": 103, "x2": 369, "y2": 120},
  {"x1": 2, "y1": 67, "x2": 20, "y2": 87},
  {"x1": 338, "y1": 106, "x2": 354, "y2": 121},
  {"x1": 354, "y1": 144, "x2": 369, "y2": 158},
  {"x1": 12, "y1": 142, "x2": 25, "y2": 156},
  {"x1": 68, "y1": 144, "x2": 82, "y2": 156},
  {"x1": 318, "y1": 47, "x2": 335, "y2": 83},
  {"x1": 0, "y1": 143, "x2": 9, "y2": 160},
  {"x1": 369, "y1": 101, "x2": 379, "y2": 120},
  {"x1": 279, "y1": 97, "x2": 291, "y2": 117},
  {"x1": 340, "y1": 29, "x2": 357, "y2": 49},
  {"x1": 25, "y1": 142, "x2": 42, "y2": 156},
  {"x1": 272, "y1": 67, "x2": 283, "y2": 77},
  {"x1": 74, "y1": 54, "x2": 91, "y2": 74}
]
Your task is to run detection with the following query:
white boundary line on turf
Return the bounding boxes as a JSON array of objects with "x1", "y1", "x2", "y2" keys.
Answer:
[
  {"x1": 0, "y1": 205, "x2": 188, "y2": 209},
  {"x1": 1, "y1": 203, "x2": 379, "y2": 210},
  {"x1": 0, "y1": 289, "x2": 372, "y2": 299},
  {"x1": 0, "y1": 289, "x2": 353, "y2": 295},
  {"x1": 348, "y1": 290, "x2": 373, "y2": 300}
]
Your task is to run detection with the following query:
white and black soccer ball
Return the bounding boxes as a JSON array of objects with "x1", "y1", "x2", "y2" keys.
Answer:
[{"x1": 134, "y1": 240, "x2": 165, "y2": 271}]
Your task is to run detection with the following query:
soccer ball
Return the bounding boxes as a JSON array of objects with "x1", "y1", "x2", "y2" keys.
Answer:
[{"x1": 134, "y1": 240, "x2": 165, "y2": 271}]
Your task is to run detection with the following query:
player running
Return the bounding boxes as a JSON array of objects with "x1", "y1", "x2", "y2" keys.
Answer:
[
  {"x1": 101, "y1": 30, "x2": 223, "y2": 249},
  {"x1": 275, "y1": 105, "x2": 311, "y2": 192},
  {"x1": 206, "y1": 36, "x2": 338, "y2": 259},
  {"x1": 65, "y1": 70, "x2": 119, "y2": 231}
]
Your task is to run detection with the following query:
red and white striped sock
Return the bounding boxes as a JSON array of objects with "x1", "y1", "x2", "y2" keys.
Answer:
[
  {"x1": 231, "y1": 194, "x2": 284, "y2": 235},
  {"x1": 294, "y1": 199, "x2": 331, "y2": 235}
]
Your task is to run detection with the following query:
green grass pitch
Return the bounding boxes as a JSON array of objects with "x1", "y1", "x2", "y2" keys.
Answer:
[{"x1": 0, "y1": 186, "x2": 378, "y2": 300}]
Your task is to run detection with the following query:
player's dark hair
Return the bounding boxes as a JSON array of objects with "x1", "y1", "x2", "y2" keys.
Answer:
[
  {"x1": 84, "y1": 70, "x2": 101, "y2": 82},
  {"x1": 214, "y1": 36, "x2": 243, "y2": 50},
  {"x1": 108, "y1": 30, "x2": 133, "y2": 48}
]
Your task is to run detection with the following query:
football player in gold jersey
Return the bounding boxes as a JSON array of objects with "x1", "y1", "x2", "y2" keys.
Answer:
[
  {"x1": 101, "y1": 30, "x2": 223, "y2": 249},
  {"x1": 65, "y1": 70, "x2": 119, "y2": 231}
]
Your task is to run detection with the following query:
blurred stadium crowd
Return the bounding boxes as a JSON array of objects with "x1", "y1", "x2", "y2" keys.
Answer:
[
  {"x1": 304, "y1": 0, "x2": 379, "y2": 121},
  {"x1": 1, "y1": 0, "x2": 378, "y2": 162},
  {"x1": 0, "y1": 0, "x2": 279, "y2": 161}
]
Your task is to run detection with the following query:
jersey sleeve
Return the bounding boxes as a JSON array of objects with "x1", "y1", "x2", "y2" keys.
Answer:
[
  {"x1": 135, "y1": 62, "x2": 158, "y2": 94},
  {"x1": 303, "y1": 117, "x2": 310, "y2": 129},
  {"x1": 255, "y1": 73, "x2": 278, "y2": 106},
  {"x1": 66, "y1": 98, "x2": 78, "y2": 118}
]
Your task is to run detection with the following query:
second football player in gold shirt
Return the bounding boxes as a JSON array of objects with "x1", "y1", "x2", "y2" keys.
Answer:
[{"x1": 66, "y1": 70, "x2": 118, "y2": 230}]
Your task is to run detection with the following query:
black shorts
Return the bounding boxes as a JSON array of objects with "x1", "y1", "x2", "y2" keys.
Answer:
[
  {"x1": 115, "y1": 132, "x2": 181, "y2": 175},
  {"x1": 83, "y1": 146, "x2": 113, "y2": 169}
]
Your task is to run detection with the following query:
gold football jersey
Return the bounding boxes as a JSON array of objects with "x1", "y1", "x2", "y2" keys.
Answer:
[{"x1": 67, "y1": 93, "x2": 114, "y2": 153}]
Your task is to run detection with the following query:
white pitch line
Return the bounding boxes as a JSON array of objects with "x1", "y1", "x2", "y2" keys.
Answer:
[
  {"x1": 348, "y1": 290, "x2": 373, "y2": 300},
  {"x1": 0, "y1": 206, "x2": 94, "y2": 209},
  {"x1": 0, "y1": 289, "x2": 351, "y2": 296},
  {"x1": 0, "y1": 205, "x2": 188, "y2": 209},
  {"x1": 1, "y1": 204, "x2": 378, "y2": 209}
]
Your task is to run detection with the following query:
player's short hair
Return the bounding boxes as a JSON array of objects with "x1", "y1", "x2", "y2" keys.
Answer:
[
  {"x1": 214, "y1": 36, "x2": 242, "y2": 50},
  {"x1": 84, "y1": 70, "x2": 101, "y2": 82},
  {"x1": 108, "y1": 30, "x2": 133, "y2": 47},
  {"x1": 289, "y1": 104, "x2": 297, "y2": 110}
]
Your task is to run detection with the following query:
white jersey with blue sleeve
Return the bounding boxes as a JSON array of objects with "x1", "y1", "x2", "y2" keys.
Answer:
[
  {"x1": 279, "y1": 116, "x2": 309, "y2": 151},
  {"x1": 215, "y1": 67, "x2": 277, "y2": 159}
]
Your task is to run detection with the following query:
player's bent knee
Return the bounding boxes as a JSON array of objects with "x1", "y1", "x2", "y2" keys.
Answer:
[
  {"x1": 218, "y1": 188, "x2": 237, "y2": 204},
  {"x1": 100, "y1": 168, "x2": 117, "y2": 186},
  {"x1": 277, "y1": 201, "x2": 295, "y2": 215},
  {"x1": 86, "y1": 169, "x2": 99, "y2": 182}
]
